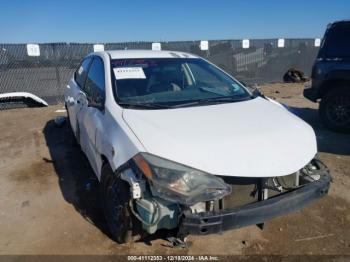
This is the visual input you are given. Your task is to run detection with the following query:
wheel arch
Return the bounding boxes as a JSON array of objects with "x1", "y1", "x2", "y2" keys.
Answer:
[
  {"x1": 101, "y1": 154, "x2": 108, "y2": 166},
  {"x1": 98, "y1": 151, "x2": 129, "y2": 180},
  {"x1": 99, "y1": 153, "x2": 113, "y2": 180}
]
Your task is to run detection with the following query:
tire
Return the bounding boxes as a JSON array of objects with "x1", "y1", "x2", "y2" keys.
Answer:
[
  {"x1": 65, "y1": 105, "x2": 78, "y2": 142},
  {"x1": 65, "y1": 106, "x2": 79, "y2": 146},
  {"x1": 100, "y1": 163, "x2": 142, "y2": 243},
  {"x1": 75, "y1": 121, "x2": 81, "y2": 145},
  {"x1": 65, "y1": 104, "x2": 70, "y2": 126},
  {"x1": 319, "y1": 86, "x2": 350, "y2": 133}
]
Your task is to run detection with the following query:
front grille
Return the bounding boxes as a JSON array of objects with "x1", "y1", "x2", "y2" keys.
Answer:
[{"x1": 210, "y1": 173, "x2": 299, "y2": 211}]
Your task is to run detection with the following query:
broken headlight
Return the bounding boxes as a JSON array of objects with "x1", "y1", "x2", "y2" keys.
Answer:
[{"x1": 132, "y1": 153, "x2": 231, "y2": 205}]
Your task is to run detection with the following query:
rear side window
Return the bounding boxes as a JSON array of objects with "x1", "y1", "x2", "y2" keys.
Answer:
[
  {"x1": 323, "y1": 24, "x2": 350, "y2": 58},
  {"x1": 75, "y1": 58, "x2": 92, "y2": 88}
]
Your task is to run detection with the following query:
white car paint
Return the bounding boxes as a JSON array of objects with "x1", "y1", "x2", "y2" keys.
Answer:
[
  {"x1": 123, "y1": 97, "x2": 316, "y2": 177},
  {"x1": 65, "y1": 50, "x2": 317, "y2": 180}
]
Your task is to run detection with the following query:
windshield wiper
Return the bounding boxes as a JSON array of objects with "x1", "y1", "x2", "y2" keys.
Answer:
[
  {"x1": 118, "y1": 102, "x2": 169, "y2": 109},
  {"x1": 170, "y1": 96, "x2": 247, "y2": 108},
  {"x1": 198, "y1": 86, "x2": 229, "y2": 96}
]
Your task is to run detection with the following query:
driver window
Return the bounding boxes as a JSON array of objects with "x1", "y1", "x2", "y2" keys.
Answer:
[{"x1": 85, "y1": 57, "x2": 106, "y2": 109}]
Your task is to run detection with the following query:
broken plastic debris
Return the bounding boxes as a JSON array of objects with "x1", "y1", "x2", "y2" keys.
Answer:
[{"x1": 163, "y1": 237, "x2": 190, "y2": 248}]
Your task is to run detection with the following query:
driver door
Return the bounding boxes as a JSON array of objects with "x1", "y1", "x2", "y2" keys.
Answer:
[{"x1": 77, "y1": 56, "x2": 106, "y2": 174}]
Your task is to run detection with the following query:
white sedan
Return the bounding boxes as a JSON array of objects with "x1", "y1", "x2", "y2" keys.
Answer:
[{"x1": 65, "y1": 50, "x2": 331, "y2": 243}]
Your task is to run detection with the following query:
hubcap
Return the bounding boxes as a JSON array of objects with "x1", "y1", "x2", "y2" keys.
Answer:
[{"x1": 327, "y1": 96, "x2": 350, "y2": 124}]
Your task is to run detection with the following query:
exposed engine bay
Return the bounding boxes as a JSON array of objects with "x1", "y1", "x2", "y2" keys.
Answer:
[{"x1": 120, "y1": 158, "x2": 330, "y2": 235}]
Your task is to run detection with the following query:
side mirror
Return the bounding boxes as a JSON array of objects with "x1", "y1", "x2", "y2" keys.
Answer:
[
  {"x1": 241, "y1": 81, "x2": 262, "y2": 98},
  {"x1": 88, "y1": 91, "x2": 105, "y2": 110},
  {"x1": 251, "y1": 87, "x2": 262, "y2": 98},
  {"x1": 94, "y1": 93, "x2": 104, "y2": 105}
]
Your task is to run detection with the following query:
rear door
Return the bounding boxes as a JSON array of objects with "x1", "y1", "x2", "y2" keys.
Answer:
[
  {"x1": 66, "y1": 57, "x2": 92, "y2": 134},
  {"x1": 78, "y1": 56, "x2": 106, "y2": 174}
]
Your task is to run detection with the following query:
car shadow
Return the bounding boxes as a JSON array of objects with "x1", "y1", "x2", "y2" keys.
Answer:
[
  {"x1": 42, "y1": 118, "x2": 173, "y2": 245},
  {"x1": 42, "y1": 119, "x2": 110, "y2": 237},
  {"x1": 288, "y1": 106, "x2": 350, "y2": 156}
]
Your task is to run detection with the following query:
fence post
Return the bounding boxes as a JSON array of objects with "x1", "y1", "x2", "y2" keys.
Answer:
[{"x1": 51, "y1": 43, "x2": 62, "y2": 103}]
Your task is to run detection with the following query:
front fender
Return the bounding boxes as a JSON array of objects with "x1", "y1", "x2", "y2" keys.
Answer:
[{"x1": 94, "y1": 108, "x2": 145, "y2": 180}]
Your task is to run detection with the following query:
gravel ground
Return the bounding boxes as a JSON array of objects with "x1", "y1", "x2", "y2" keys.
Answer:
[{"x1": 0, "y1": 83, "x2": 349, "y2": 257}]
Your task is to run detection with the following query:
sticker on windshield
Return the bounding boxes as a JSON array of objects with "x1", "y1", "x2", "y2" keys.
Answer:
[{"x1": 114, "y1": 67, "x2": 146, "y2": 80}]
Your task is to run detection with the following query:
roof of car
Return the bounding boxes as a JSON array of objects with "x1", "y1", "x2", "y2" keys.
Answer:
[
  {"x1": 105, "y1": 50, "x2": 199, "y2": 59},
  {"x1": 330, "y1": 19, "x2": 350, "y2": 26}
]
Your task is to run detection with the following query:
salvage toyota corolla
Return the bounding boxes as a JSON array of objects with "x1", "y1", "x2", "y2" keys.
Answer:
[{"x1": 65, "y1": 50, "x2": 331, "y2": 244}]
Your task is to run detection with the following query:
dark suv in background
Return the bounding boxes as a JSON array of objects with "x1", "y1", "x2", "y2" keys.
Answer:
[{"x1": 304, "y1": 20, "x2": 350, "y2": 133}]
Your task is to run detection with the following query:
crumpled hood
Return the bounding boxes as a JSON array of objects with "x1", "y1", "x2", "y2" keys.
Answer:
[{"x1": 122, "y1": 97, "x2": 317, "y2": 177}]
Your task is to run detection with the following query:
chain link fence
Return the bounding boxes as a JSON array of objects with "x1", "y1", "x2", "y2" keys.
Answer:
[{"x1": 0, "y1": 39, "x2": 319, "y2": 106}]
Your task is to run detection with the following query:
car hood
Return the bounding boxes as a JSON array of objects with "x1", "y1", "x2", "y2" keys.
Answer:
[{"x1": 122, "y1": 97, "x2": 317, "y2": 177}]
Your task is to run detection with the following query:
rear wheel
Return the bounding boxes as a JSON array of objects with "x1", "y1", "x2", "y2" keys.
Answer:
[
  {"x1": 75, "y1": 122, "x2": 80, "y2": 145},
  {"x1": 65, "y1": 105, "x2": 79, "y2": 145},
  {"x1": 100, "y1": 163, "x2": 142, "y2": 243},
  {"x1": 319, "y1": 87, "x2": 350, "y2": 133}
]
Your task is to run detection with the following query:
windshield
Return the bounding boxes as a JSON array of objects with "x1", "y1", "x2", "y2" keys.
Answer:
[{"x1": 111, "y1": 58, "x2": 252, "y2": 109}]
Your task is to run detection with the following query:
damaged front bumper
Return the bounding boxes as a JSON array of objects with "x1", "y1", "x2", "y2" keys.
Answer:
[
  {"x1": 179, "y1": 171, "x2": 331, "y2": 235},
  {"x1": 125, "y1": 157, "x2": 331, "y2": 237}
]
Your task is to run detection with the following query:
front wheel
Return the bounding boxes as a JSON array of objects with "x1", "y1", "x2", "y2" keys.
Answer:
[
  {"x1": 100, "y1": 163, "x2": 142, "y2": 243},
  {"x1": 319, "y1": 87, "x2": 350, "y2": 133}
]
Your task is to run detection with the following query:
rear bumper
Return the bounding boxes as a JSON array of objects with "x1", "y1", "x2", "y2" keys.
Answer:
[{"x1": 179, "y1": 173, "x2": 331, "y2": 235}]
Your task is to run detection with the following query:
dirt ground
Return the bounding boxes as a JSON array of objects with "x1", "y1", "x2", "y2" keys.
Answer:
[{"x1": 0, "y1": 83, "x2": 349, "y2": 257}]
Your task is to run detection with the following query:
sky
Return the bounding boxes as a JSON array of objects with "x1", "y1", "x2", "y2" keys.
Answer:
[{"x1": 0, "y1": 0, "x2": 349, "y2": 43}]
